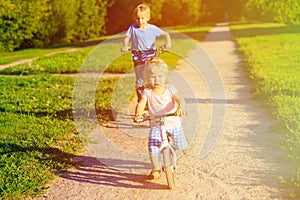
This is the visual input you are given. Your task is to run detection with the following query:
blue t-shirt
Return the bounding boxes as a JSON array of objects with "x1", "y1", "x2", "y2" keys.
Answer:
[{"x1": 126, "y1": 23, "x2": 163, "y2": 62}]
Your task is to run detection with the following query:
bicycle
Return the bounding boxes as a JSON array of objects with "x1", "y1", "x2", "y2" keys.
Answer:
[
  {"x1": 122, "y1": 46, "x2": 170, "y2": 104},
  {"x1": 135, "y1": 113, "x2": 177, "y2": 190},
  {"x1": 122, "y1": 46, "x2": 169, "y2": 65}
]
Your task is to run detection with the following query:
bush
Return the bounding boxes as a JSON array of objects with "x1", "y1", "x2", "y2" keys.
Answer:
[{"x1": 0, "y1": 0, "x2": 108, "y2": 51}]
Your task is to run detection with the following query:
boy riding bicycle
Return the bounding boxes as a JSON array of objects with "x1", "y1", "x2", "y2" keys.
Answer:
[
  {"x1": 121, "y1": 4, "x2": 172, "y2": 102},
  {"x1": 134, "y1": 58, "x2": 188, "y2": 180}
]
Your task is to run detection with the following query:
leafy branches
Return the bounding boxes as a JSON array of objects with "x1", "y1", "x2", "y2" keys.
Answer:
[{"x1": 0, "y1": 0, "x2": 108, "y2": 51}]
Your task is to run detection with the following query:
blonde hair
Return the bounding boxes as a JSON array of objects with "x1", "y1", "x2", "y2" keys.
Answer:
[
  {"x1": 134, "y1": 4, "x2": 150, "y2": 19},
  {"x1": 144, "y1": 58, "x2": 169, "y2": 85}
]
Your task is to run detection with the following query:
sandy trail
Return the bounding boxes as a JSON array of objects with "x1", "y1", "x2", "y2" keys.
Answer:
[{"x1": 35, "y1": 23, "x2": 292, "y2": 200}]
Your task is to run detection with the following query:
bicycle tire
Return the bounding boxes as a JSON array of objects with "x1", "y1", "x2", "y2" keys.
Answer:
[{"x1": 162, "y1": 147, "x2": 175, "y2": 189}]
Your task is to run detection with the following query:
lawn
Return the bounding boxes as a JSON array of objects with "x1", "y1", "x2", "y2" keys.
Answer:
[{"x1": 231, "y1": 22, "x2": 300, "y2": 198}]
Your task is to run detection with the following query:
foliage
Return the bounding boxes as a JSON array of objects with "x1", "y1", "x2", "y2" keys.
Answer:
[
  {"x1": 105, "y1": 0, "x2": 140, "y2": 34},
  {"x1": 58, "y1": 0, "x2": 109, "y2": 43},
  {"x1": 149, "y1": 0, "x2": 203, "y2": 26},
  {"x1": 198, "y1": 0, "x2": 238, "y2": 22},
  {"x1": 0, "y1": 0, "x2": 108, "y2": 51},
  {"x1": 231, "y1": 23, "x2": 300, "y2": 198},
  {"x1": 106, "y1": 0, "x2": 205, "y2": 34},
  {"x1": 243, "y1": 0, "x2": 300, "y2": 24},
  {"x1": 2, "y1": 0, "x2": 299, "y2": 51},
  {"x1": 0, "y1": 0, "x2": 52, "y2": 51}
]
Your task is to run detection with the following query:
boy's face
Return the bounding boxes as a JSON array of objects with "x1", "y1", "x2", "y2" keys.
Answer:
[{"x1": 135, "y1": 12, "x2": 149, "y2": 29}]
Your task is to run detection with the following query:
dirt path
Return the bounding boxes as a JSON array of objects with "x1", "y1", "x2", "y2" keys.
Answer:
[
  {"x1": 0, "y1": 48, "x2": 87, "y2": 71},
  {"x1": 35, "y1": 23, "x2": 292, "y2": 200}
]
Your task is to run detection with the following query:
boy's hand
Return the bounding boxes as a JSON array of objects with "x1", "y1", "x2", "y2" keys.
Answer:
[
  {"x1": 134, "y1": 114, "x2": 146, "y2": 123},
  {"x1": 134, "y1": 115, "x2": 141, "y2": 123}
]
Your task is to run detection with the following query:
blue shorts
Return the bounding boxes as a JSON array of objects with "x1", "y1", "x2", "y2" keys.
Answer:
[{"x1": 148, "y1": 126, "x2": 188, "y2": 156}]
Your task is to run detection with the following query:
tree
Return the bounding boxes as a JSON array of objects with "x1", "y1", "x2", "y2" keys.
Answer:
[
  {"x1": 243, "y1": 0, "x2": 300, "y2": 24},
  {"x1": 0, "y1": 0, "x2": 109, "y2": 51},
  {"x1": 64, "y1": 0, "x2": 108, "y2": 42},
  {"x1": 0, "y1": 0, "x2": 51, "y2": 51},
  {"x1": 106, "y1": 0, "x2": 204, "y2": 34},
  {"x1": 149, "y1": 0, "x2": 203, "y2": 26},
  {"x1": 105, "y1": 0, "x2": 140, "y2": 34},
  {"x1": 1, "y1": 0, "x2": 299, "y2": 51}
]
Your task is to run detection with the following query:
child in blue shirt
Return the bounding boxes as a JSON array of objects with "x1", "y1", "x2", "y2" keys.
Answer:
[{"x1": 121, "y1": 4, "x2": 172, "y2": 102}]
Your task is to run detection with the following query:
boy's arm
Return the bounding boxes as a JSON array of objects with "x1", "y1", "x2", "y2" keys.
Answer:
[
  {"x1": 121, "y1": 36, "x2": 130, "y2": 52},
  {"x1": 161, "y1": 31, "x2": 172, "y2": 49},
  {"x1": 134, "y1": 98, "x2": 147, "y2": 121}
]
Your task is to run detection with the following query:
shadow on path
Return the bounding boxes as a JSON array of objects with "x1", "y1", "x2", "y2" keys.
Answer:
[{"x1": 59, "y1": 155, "x2": 168, "y2": 190}]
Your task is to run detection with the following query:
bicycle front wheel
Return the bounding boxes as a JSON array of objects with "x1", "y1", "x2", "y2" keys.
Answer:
[{"x1": 162, "y1": 147, "x2": 175, "y2": 189}]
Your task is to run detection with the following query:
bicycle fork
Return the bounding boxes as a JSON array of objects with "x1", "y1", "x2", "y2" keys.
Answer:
[{"x1": 159, "y1": 122, "x2": 177, "y2": 170}]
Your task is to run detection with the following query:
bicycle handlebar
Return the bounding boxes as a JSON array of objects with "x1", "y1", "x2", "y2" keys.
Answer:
[
  {"x1": 134, "y1": 112, "x2": 177, "y2": 123},
  {"x1": 121, "y1": 46, "x2": 169, "y2": 53}
]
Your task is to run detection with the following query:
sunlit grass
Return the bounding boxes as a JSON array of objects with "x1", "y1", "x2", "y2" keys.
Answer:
[{"x1": 231, "y1": 22, "x2": 300, "y2": 198}]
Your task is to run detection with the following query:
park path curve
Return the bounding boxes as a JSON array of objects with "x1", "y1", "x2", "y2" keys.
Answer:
[
  {"x1": 35, "y1": 23, "x2": 292, "y2": 200},
  {"x1": 0, "y1": 48, "x2": 87, "y2": 71}
]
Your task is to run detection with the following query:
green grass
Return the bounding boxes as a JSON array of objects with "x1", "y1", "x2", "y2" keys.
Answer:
[
  {"x1": 0, "y1": 39, "x2": 198, "y2": 76},
  {"x1": 231, "y1": 22, "x2": 300, "y2": 198},
  {"x1": 0, "y1": 75, "x2": 121, "y2": 199},
  {"x1": 0, "y1": 35, "x2": 112, "y2": 65},
  {"x1": 0, "y1": 76, "x2": 128, "y2": 199},
  {"x1": 172, "y1": 25, "x2": 214, "y2": 41},
  {"x1": 0, "y1": 76, "x2": 76, "y2": 199},
  {"x1": 0, "y1": 25, "x2": 213, "y2": 199},
  {"x1": 0, "y1": 112, "x2": 79, "y2": 199},
  {"x1": 0, "y1": 25, "x2": 212, "y2": 76},
  {"x1": 0, "y1": 48, "x2": 94, "y2": 75},
  {"x1": 0, "y1": 76, "x2": 73, "y2": 115},
  {"x1": 0, "y1": 47, "x2": 73, "y2": 65}
]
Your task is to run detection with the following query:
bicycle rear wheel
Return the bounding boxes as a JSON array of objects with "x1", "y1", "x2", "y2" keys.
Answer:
[{"x1": 162, "y1": 147, "x2": 175, "y2": 189}]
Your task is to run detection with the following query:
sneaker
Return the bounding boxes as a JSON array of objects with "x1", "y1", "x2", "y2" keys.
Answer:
[{"x1": 147, "y1": 170, "x2": 161, "y2": 180}]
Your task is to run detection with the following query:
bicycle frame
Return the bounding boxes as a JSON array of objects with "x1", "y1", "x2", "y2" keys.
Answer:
[
  {"x1": 158, "y1": 117, "x2": 177, "y2": 171},
  {"x1": 135, "y1": 113, "x2": 178, "y2": 189}
]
